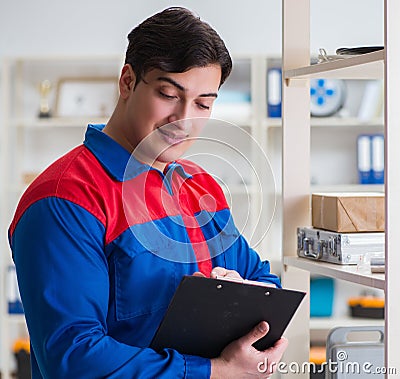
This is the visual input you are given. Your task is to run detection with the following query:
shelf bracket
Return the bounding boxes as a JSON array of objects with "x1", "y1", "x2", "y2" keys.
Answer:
[{"x1": 285, "y1": 78, "x2": 308, "y2": 88}]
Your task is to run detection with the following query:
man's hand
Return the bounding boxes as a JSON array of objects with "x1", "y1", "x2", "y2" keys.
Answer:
[
  {"x1": 210, "y1": 321, "x2": 288, "y2": 378},
  {"x1": 210, "y1": 267, "x2": 242, "y2": 280},
  {"x1": 193, "y1": 267, "x2": 277, "y2": 288},
  {"x1": 192, "y1": 267, "x2": 242, "y2": 280}
]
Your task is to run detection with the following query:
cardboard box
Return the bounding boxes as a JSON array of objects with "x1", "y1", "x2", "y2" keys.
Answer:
[{"x1": 312, "y1": 192, "x2": 385, "y2": 233}]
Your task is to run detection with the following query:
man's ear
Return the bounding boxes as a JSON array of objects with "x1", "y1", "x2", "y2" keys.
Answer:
[{"x1": 119, "y1": 64, "x2": 136, "y2": 99}]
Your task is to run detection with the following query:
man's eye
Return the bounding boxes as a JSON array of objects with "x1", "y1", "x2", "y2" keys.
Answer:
[
  {"x1": 159, "y1": 91, "x2": 176, "y2": 99},
  {"x1": 197, "y1": 103, "x2": 210, "y2": 110}
]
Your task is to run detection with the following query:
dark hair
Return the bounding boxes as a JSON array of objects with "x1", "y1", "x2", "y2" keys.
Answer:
[{"x1": 125, "y1": 7, "x2": 232, "y2": 88}]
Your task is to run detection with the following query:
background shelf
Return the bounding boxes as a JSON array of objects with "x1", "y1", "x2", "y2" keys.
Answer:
[
  {"x1": 11, "y1": 117, "x2": 108, "y2": 129},
  {"x1": 310, "y1": 315, "x2": 384, "y2": 330},
  {"x1": 284, "y1": 256, "x2": 385, "y2": 290},
  {"x1": 284, "y1": 50, "x2": 384, "y2": 80}
]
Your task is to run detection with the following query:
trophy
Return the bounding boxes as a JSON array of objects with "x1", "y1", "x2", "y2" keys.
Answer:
[{"x1": 38, "y1": 79, "x2": 52, "y2": 118}]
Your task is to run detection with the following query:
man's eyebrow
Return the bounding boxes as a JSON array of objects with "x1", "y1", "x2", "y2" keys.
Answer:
[
  {"x1": 157, "y1": 76, "x2": 218, "y2": 98},
  {"x1": 199, "y1": 92, "x2": 218, "y2": 98},
  {"x1": 157, "y1": 77, "x2": 185, "y2": 91}
]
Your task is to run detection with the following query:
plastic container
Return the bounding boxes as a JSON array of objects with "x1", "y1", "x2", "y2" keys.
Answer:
[
  {"x1": 13, "y1": 338, "x2": 31, "y2": 379},
  {"x1": 348, "y1": 296, "x2": 384, "y2": 319},
  {"x1": 310, "y1": 277, "x2": 334, "y2": 317}
]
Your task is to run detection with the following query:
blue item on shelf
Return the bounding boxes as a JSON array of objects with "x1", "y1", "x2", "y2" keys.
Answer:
[
  {"x1": 310, "y1": 277, "x2": 334, "y2": 317},
  {"x1": 7, "y1": 265, "x2": 24, "y2": 314},
  {"x1": 371, "y1": 134, "x2": 384, "y2": 184},
  {"x1": 357, "y1": 134, "x2": 372, "y2": 184},
  {"x1": 310, "y1": 78, "x2": 346, "y2": 117},
  {"x1": 357, "y1": 133, "x2": 384, "y2": 184},
  {"x1": 8, "y1": 300, "x2": 24, "y2": 314},
  {"x1": 267, "y1": 67, "x2": 282, "y2": 117}
]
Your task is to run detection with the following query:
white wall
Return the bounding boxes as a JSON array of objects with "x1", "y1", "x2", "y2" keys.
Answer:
[{"x1": 0, "y1": 0, "x2": 383, "y2": 58}]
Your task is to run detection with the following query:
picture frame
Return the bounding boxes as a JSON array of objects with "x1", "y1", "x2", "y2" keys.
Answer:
[{"x1": 55, "y1": 76, "x2": 119, "y2": 118}]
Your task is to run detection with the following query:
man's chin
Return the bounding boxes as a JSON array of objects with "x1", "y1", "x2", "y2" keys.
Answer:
[
  {"x1": 155, "y1": 152, "x2": 184, "y2": 165},
  {"x1": 157, "y1": 141, "x2": 191, "y2": 161}
]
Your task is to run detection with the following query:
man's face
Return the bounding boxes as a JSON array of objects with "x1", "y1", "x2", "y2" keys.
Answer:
[{"x1": 121, "y1": 64, "x2": 222, "y2": 169}]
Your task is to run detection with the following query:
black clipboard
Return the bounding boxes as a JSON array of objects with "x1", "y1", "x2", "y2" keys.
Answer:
[{"x1": 150, "y1": 276, "x2": 305, "y2": 358}]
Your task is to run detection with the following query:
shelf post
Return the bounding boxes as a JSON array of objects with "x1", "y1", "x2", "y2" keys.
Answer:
[
  {"x1": 384, "y1": 1, "x2": 400, "y2": 376},
  {"x1": 281, "y1": 0, "x2": 311, "y2": 376}
]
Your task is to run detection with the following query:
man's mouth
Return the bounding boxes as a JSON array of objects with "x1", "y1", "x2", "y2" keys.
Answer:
[{"x1": 158, "y1": 127, "x2": 188, "y2": 145}]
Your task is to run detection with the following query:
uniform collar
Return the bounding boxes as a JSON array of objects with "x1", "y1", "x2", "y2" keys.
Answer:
[{"x1": 83, "y1": 124, "x2": 192, "y2": 183}]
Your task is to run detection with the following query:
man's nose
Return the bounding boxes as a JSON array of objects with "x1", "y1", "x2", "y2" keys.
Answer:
[
  {"x1": 174, "y1": 118, "x2": 193, "y2": 132},
  {"x1": 168, "y1": 103, "x2": 193, "y2": 130}
]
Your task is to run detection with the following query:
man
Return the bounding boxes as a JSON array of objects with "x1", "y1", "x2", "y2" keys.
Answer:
[{"x1": 9, "y1": 7, "x2": 287, "y2": 378}]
